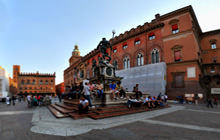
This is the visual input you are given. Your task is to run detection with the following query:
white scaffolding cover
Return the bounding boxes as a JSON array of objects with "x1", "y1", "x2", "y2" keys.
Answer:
[{"x1": 115, "y1": 62, "x2": 166, "y2": 97}]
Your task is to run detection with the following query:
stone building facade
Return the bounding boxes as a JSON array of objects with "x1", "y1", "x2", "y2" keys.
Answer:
[
  {"x1": 64, "y1": 5, "x2": 220, "y2": 98},
  {"x1": 13, "y1": 65, "x2": 56, "y2": 95},
  {"x1": 0, "y1": 66, "x2": 9, "y2": 98}
]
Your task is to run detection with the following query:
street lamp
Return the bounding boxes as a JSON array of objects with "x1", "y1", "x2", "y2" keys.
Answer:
[{"x1": 112, "y1": 30, "x2": 115, "y2": 38}]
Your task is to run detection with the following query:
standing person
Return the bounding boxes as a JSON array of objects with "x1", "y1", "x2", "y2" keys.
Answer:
[
  {"x1": 207, "y1": 96, "x2": 213, "y2": 108},
  {"x1": 214, "y1": 96, "x2": 218, "y2": 107},
  {"x1": 194, "y1": 94, "x2": 199, "y2": 105},
  {"x1": 83, "y1": 82, "x2": 93, "y2": 107},
  {"x1": 6, "y1": 96, "x2": 10, "y2": 105},
  {"x1": 27, "y1": 94, "x2": 31, "y2": 107},
  {"x1": 12, "y1": 95, "x2": 16, "y2": 106}
]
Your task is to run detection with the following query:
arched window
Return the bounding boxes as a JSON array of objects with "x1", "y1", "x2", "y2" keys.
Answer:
[
  {"x1": 123, "y1": 56, "x2": 130, "y2": 69},
  {"x1": 151, "y1": 49, "x2": 160, "y2": 64},
  {"x1": 137, "y1": 53, "x2": 144, "y2": 66},
  {"x1": 113, "y1": 60, "x2": 118, "y2": 70}
]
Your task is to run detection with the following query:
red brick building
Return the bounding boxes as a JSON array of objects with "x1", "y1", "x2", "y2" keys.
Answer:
[
  {"x1": 13, "y1": 65, "x2": 56, "y2": 95},
  {"x1": 56, "y1": 82, "x2": 64, "y2": 95},
  {"x1": 64, "y1": 6, "x2": 220, "y2": 98}
]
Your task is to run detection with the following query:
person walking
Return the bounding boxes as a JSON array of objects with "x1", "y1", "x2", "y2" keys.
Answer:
[
  {"x1": 194, "y1": 94, "x2": 199, "y2": 105},
  {"x1": 12, "y1": 95, "x2": 16, "y2": 106},
  {"x1": 207, "y1": 96, "x2": 213, "y2": 108},
  {"x1": 214, "y1": 96, "x2": 218, "y2": 107},
  {"x1": 6, "y1": 96, "x2": 10, "y2": 105}
]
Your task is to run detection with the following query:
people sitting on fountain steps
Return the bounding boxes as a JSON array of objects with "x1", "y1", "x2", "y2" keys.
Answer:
[
  {"x1": 143, "y1": 96, "x2": 151, "y2": 108},
  {"x1": 96, "y1": 81, "x2": 104, "y2": 99},
  {"x1": 157, "y1": 96, "x2": 165, "y2": 107},
  {"x1": 78, "y1": 96, "x2": 89, "y2": 114},
  {"x1": 88, "y1": 81, "x2": 95, "y2": 98},
  {"x1": 133, "y1": 84, "x2": 143, "y2": 99},
  {"x1": 83, "y1": 82, "x2": 93, "y2": 107},
  {"x1": 127, "y1": 96, "x2": 142, "y2": 108},
  {"x1": 109, "y1": 81, "x2": 118, "y2": 99},
  {"x1": 116, "y1": 82, "x2": 126, "y2": 98}
]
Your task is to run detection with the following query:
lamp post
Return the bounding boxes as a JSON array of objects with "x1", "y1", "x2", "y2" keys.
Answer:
[{"x1": 112, "y1": 30, "x2": 115, "y2": 39}]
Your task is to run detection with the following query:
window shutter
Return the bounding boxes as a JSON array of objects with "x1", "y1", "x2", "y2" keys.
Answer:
[
  {"x1": 174, "y1": 51, "x2": 181, "y2": 61},
  {"x1": 172, "y1": 24, "x2": 178, "y2": 30},
  {"x1": 149, "y1": 32, "x2": 154, "y2": 36}
]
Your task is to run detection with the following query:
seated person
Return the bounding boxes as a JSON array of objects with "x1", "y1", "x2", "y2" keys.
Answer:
[
  {"x1": 96, "y1": 81, "x2": 104, "y2": 99},
  {"x1": 157, "y1": 97, "x2": 165, "y2": 107},
  {"x1": 152, "y1": 96, "x2": 158, "y2": 107},
  {"x1": 148, "y1": 96, "x2": 155, "y2": 108},
  {"x1": 109, "y1": 81, "x2": 118, "y2": 99},
  {"x1": 75, "y1": 85, "x2": 81, "y2": 99},
  {"x1": 127, "y1": 96, "x2": 142, "y2": 108},
  {"x1": 143, "y1": 96, "x2": 151, "y2": 108},
  {"x1": 78, "y1": 96, "x2": 89, "y2": 114},
  {"x1": 88, "y1": 81, "x2": 95, "y2": 93},
  {"x1": 117, "y1": 82, "x2": 126, "y2": 98},
  {"x1": 133, "y1": 84, "x2": 143, "y2": 99}
]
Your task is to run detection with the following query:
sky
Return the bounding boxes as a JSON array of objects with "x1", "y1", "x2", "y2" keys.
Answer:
[{"x1": 1, "y1": 0, "x2": 220, "y2": 84}]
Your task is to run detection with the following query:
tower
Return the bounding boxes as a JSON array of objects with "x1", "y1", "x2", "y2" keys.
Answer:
[
  {"x1": 69, "y1": 45, "x2": 81, "y2": 66},
  {"x1": 72, "y1": 44, "x2": 80, "y2": 56},
  {"x1": 13, "y1": 65, "x2": 20, "y2": 83}
]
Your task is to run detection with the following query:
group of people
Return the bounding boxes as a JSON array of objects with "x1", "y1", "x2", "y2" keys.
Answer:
[
  {"x1": 207, "y1": 96, "x2": 218, "y2": 108},
  {"x1": 109, "y1": 81, "x2": 126, "y2": 99},
  {"x1": 27, "y1": 94, "x2": 52, "y2": 107},
  {"x1": 6, "y1": 95, "x2": 16, "y2": 105},
  {"x1": 77, "y1": 80, "x2": 127, "y2": 113},
  {"x1": 127, "y1": 94, "x2": 167, "y2": 109}
]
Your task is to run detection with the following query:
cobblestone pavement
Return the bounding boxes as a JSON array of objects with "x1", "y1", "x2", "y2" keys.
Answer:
[{"x1": 1, "y1": 101, "x2": 220, "y2": 140}]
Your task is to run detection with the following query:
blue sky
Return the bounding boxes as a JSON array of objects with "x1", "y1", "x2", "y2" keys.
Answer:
[{"x1": 1, "y1": 0, "x2": 220, "y2": 84}]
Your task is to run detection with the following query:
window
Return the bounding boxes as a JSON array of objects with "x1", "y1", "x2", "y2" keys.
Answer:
[
  {"x1": 113, "y1": 60, "x2": 118, "y2": 70},
  {"x1": 213, "y1": 57, "x2": 217, "y2": 63},
  {"x1": 172, "y1": 24, "x2": 179, "y2": 34},
  {"x1": 40, "y1": 80, "x2": 43, "y2": 85},
  {"x1": 174, "y1": 50, "x2": 181, "y2": 62},
  {"x1": 113, "y1": 47, "x2": 117, "y2": 53},
  {"x1": 173, "y1": 73, "x2": 185, "y2": 88},
  {"x1": 45, "y1": 80, "x2": 48, "y2": 85},
  {"x1": 80, "y1": 70, "x2": 84, "y2": 78},
  {"x1": 187, "y1": 67, "x2": 196, "y2": 78},
  {"x1": 21, "y1": 80, "x2": 25, "y2": 85},
  {"x1": 148, "y1": 32, "x2": 155, "y2": 40},
  {"x1": 137, "y1": 53, "x2": 144, "y2": 66},
  {"x1": 210, "y1": 66, "x2": 215, "y2": 73},
  {"x1": 134, "y1": 38, "x2": 141, "y2": 45},
  {"x1": 123, "y1": 56, "x2": 130, "y2": 69},
  {"x1": 211, "y1": 43, "x2": 217, "y2": 49},
  {"x1": 151, "y1": 49, "x2": 160, "y2": 64},
  {"x1": 32, "y1": 80, "x2": 35, "y2": 85},
  {"x1": 27, "y1": 80, "x2": 30, "y2": 84},
  {"x1": 122, "y1": 42, "x2": 128, "y2": 49}
]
